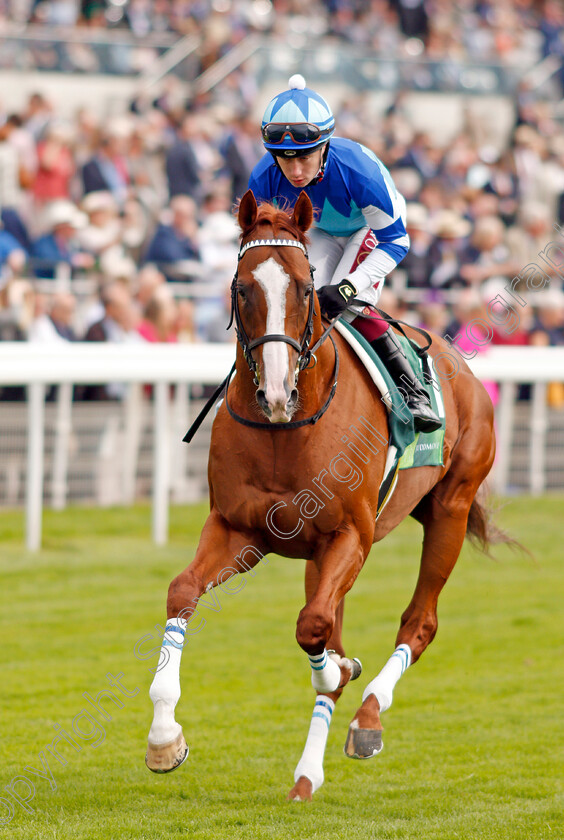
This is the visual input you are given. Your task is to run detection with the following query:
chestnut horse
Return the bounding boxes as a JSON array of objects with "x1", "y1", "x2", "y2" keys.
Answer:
[{"x1": 146, "y1": 190, "x2": 502, "y2": 801}]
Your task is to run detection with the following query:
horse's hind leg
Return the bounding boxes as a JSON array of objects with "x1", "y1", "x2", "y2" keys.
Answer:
[
  {"x1": 146, "y1": 509, "x2": 265, "y2": 773},
  {"x1": 346, "y1": 457, "x2": 492, "y2": 758}
]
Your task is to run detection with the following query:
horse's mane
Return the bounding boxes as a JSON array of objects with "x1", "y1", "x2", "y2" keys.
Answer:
[{"x1": 240, "y1": 200, "x2": 310, "y2": 247}]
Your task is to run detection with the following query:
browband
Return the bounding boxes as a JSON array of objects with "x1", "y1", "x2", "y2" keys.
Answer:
[{"x1": 238, "y1": 238, "x2": 308, "y2": 260}]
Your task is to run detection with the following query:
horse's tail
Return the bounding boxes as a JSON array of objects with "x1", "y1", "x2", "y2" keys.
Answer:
[{"x1": 465, "y1": 493, "x2": 524, "y2": 556}]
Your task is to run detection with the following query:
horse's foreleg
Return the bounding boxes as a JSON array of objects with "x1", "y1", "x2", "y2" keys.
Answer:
[
  {"x1": 289, "y1": 600, "x2": 361, "y2": 801},
  {"x1": 296, "y1": 530, "x2": 365, "y2": 674},
  {"x1": 288, "y1": 561, "x2": 343, "y2": 803},
  {"x1": 346, "y1": 493, "x2": 472, "y2": 760},
  {"x1": 146, "y1": 612, "x2": 189, "y2": 773},
  {"x1": 289, "y1": 534, "x2": 366, "y2": 800},
  {"x1": 146, "y1": 509, "x2": 265, "y2": 773}
]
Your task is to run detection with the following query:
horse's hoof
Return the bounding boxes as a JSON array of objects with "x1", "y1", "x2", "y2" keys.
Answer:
[
  {"x1": 327, "y1": 652, "x2": 362, "y2": 688},
  {"x1": 287, "y1": 776, "x2": 313, "y2": 802},
  {"x1": 344, "y1": 723, "x2": 383, "y2": 759},
  {"x1": 145, "y1": 730, "x2": 189, "y2": 773},
  {"x1": 350, "y1": 657, "x2": 362, "y2": 681}
]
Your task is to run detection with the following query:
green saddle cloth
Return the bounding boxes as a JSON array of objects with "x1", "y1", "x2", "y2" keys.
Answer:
[{"x1": 339, "y1": 321, "x2": 445, "y2": 468}]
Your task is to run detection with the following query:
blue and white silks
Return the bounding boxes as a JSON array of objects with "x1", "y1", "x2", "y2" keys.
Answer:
[{"x1": 248, "y1": 137, "x2": 409, "y2": 295}]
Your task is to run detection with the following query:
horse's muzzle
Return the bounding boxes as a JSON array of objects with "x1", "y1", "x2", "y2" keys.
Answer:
[{"x1": 257, "y1": 387, "x2": 298, "y2": 423}]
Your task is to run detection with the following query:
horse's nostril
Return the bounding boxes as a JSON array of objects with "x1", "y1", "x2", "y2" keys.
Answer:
[
  {"x1": 256, "y1": 389, "x2": 269, "y2": 412},
  {"x1": 288, "y1": 388, "x2": 298, "y2": 408}
]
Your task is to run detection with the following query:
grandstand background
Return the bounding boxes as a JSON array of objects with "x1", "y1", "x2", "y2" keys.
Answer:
[{"x1": 2, "y1": 0, "x2": 564, "y2": 527}]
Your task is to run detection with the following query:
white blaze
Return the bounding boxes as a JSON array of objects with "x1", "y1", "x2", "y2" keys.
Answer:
[{"x1": 253, "y1": 257, "x2": 291, "y2": 407}]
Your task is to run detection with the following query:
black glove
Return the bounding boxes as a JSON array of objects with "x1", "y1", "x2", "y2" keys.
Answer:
[{"x1": 316, "y1": 279, "x2": 358, "y2": 319}]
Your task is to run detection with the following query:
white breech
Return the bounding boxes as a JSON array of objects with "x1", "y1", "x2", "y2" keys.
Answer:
[
  {"x1": 148, "y1": 618, "x2": 186, "y2": 745},
  {"x1": 362, "y1": 644, "x2": 412, "y2": 713},
  {"x1": 293, "y1": 695, "x2": 335, "y2": 793},
  {"x1": 307, "y1": 226, "x2": 383, "y2": 316}
]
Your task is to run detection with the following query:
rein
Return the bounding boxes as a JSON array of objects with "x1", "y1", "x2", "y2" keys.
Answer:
[{"x1": 354, "y1": 300, "x2": 432, "y2": 356}]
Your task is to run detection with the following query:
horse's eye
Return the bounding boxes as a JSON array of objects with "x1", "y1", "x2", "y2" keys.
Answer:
[
  {"x1": 304, "y1": 286, "x2": 314, "y2": 298},
  {"x1": 237, "y1": 286, "x2": 247, "y2": 301}
]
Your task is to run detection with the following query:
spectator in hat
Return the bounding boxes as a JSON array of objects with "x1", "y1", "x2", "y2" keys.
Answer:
[
  {"x1": 78, "y1": 190, "x2": 122, "y2": 257},
  {"x1": 31, "y1": 199, "x2": 93, "y2": 279}
]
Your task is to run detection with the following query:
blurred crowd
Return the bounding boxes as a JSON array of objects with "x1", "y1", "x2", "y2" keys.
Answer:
[
  {"x1": 0, "y1": 89, "x2": 259, "y2": 358},
  {"x1": 0, "y1": 0, "x2": 564, "y2": 89},
  {"x1": 1, "y1": 5, "x2": 564, "y2": 406},
  {"x1": 2, "y1": 0, "x2": 564, "y2": 83}
]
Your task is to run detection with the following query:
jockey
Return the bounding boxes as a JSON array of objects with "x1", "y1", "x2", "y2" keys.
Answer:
[{"x1": 248, "y1": 75, "x2": 441, "y2": 433}]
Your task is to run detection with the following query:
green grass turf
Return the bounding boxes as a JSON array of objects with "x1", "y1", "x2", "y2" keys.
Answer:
[{"x1": 0, "y1": 497, "x2": 562, "y2": 840}]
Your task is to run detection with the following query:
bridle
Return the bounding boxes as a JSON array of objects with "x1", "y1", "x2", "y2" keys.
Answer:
[
  {"x1": 227, "y1": 237, "x2": 316, "y2": 385},
  {"x1": 224, "y1": 235, "x2": 341, "y2": 431}
]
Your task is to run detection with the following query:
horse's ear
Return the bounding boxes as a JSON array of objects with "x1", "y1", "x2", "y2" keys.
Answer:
[
  {"x1": 238, "y1": 189, "x2": 258, "y2": 233},
  {"x1": 292, "y1": 191, "x2": 314, "y2": 233}
]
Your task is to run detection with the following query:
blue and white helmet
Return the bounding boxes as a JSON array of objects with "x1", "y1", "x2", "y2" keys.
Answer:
[{"x1": 261, "y1": 75, "x2": 335, "y2": 157}]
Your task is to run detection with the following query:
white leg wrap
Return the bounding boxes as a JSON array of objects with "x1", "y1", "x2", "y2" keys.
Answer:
[
  {"x1": 362, "y1": 644, "x2": 411, "y2": 713},
  {"x1": 148, "y1": 618, "x2": 186, "y2": 745},
  {"x1": 294, "y1": 695, "x2": 334, "y2": 793},
  {"x1": 308, "y1": 650, "x2": 341, "y2": 693}
]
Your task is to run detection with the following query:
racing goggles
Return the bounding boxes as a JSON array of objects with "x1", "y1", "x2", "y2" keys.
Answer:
[{"x1": 262, "y1": 122, "x2": 333, "y2": 146}]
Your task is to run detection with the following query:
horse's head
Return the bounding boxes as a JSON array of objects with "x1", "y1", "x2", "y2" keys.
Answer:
[{"x1": 233, "y1": 190, "x2": 315, "y2": 423}]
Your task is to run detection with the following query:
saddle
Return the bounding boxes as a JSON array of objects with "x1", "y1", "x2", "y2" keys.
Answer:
[{"x1": 335, "y1": 320, "x2": 446, "y2": 520}]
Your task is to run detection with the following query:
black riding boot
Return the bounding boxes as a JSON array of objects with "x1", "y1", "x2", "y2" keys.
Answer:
[{"x1": 370, "y1": 328, "x2": 442, "y2": 433}]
